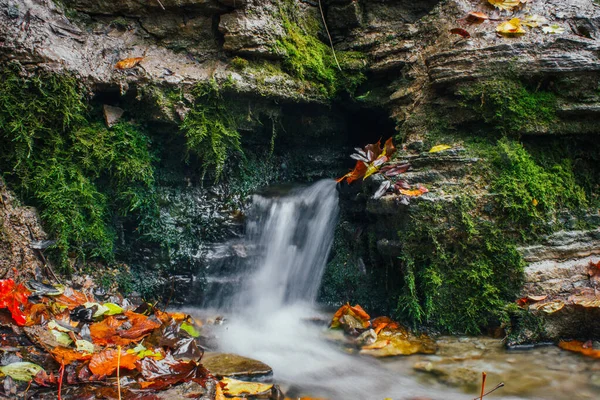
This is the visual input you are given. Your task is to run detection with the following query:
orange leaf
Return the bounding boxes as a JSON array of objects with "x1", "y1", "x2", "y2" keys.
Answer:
[
  {"x1": 90, "y1": 311, "x2": 160, "y2": 346},
  {"x1": 399, "y1": 185, "x2": 429, "y2": 197},
  {"x1": 54, "y1": 288, "x2": 88, "y2": 310},
  {"x1": 51, "y1": 347, "x2": 92, "y2": 365},
  {"x1": 450, "y1": 28, "x2": 471, "y2": 38},
  {"x1": 330, "y1": 303, "x2": 371, "y2": 329},
  {"x1": 466, "y1": 12, "x2": 489, "y2": 24},
  {"x1": 559, "y1": 340, "x2": 600, "y2": 359},
  {"x1": 114, "y1": 57, "x2": 144, "y2": 70},
  {"x1": 89, "y1": 348, "x2": 139, "y2": 376},
  {"x1": 336, "y1": 161, "x2": 367, "y2": 184}
]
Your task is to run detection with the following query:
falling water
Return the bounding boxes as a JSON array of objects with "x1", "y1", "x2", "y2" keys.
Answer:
[
  {"x1": 207, "y1": 180, "x2": 526, "y2": 400},
  {"x1": 233, "y1": 179, "x2": 338, "y2": 313}
]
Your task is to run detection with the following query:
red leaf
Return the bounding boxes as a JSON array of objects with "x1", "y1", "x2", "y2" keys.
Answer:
[
  {"x1": 450, "y1": 28, "x2": 471, "y2": 38},
  {"x1": 0, "y1": 279, "x2": 31, "y2": 326}
]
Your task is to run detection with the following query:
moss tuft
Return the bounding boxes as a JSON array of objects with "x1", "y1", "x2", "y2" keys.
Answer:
[
  {"x1": 275, "y1": 0, "x2": 365, "y2": 97},
  {"x1": 459, "y1": 78, "x2": 557, "y2": 134},
  {"x1": 491, "y1": 138, "x2": 587, "y2": 235},
  {"x1": 395, "y1": 197, "x2": 525, "y2": 334},
  {"x1": 0, "y1": 64, "x2": 155, "y2": 271},
  {"x1": 180, "y1": 80, "x2": 243, "y2": 179}
]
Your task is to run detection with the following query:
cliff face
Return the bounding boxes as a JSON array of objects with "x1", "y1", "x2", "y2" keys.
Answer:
[{"x1": 1, "y1": 0, "x2": 600, "y2": 335}]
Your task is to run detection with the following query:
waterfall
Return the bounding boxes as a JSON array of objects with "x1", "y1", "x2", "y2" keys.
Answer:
[
  {"x1": 234, "y1": 179, "x2": 338, "y2": 313},
  {"x1": 208, "y1": 179, "x2": 470, "y2": 400}
]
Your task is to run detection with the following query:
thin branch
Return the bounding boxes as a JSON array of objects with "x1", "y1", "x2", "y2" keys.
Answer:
[
  {"x1": 155, "y1": 0, "x2": 165, "y2": 10},
  {"x1": 317, "y1": 0, "x2": 341, "y2": 71},
  {"x1": 480, "y1": 372, "x2": 487, "y2": 400},
  {"x1": 472, "y1": 382, "x2": 505, "y2": 400}
]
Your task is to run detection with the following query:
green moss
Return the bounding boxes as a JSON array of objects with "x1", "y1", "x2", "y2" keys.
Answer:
[
  {"x1": 0, "y1": 64, "x2": 155, "y2": 272},
  {"x1": 275, "y1": 0, "x2": 365, "y2": 97},
  {"x1": 459, "y1": 78, "x2": 557, "y2": 134},
  {"x1": 395, "y1": 197, "x2": 525, "y2": 334},
  {"x1": 491, "y1": 138, "x2": 587, "y2": 235},
  {"x1": 180, "y1": 80, "x2": 243, "y2": 179},
  {"x1": 231, "y1": 56, "x2": 249, "y2": 71}
]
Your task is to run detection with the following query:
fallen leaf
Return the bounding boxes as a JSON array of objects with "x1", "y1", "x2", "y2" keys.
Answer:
[
  {"x1": 399, "y1": 185, "x2": 429, "y2": 197},
  {"x1": 90, "y1": 311, "x2": 160, "y2": 346},
  {"x1": 373, "y1": 181, "x2": 392, "y2": 200},
  {"x1": 54, "y1": 288, "x2": 88, "y2": 310},
  {"x1": 488, "y1": 0, "x2": 521, "y2": 11},
  {"x1": 530, "y1": 300, "x2": 564, "y2": 314},
  {"x1": 466, "y1": 12, "x2": 489, "y2": 24},
  {"x1": 450, "y1": 28, "x2": 471, "y2": 38},
  {"x1": 331, "y1": 304, "x2": 371, "y2": 329},
  {"x1": 89, "y1": 348, "x2": 139, "y2": 376},
  {"x1": 542, "y1": 24, "x2": 565, "y2": 34},
  {"x1": 50, "y1": 347, "x2": 93, "y2": 365},
  {"x1": 0, "y1": 279, "x2": 31, "y2": 326},
  {"x1": 221, "y1": 377, "x2": 273, "y2": 397},
  {"x1": 75, "y1": 339, "x2": 95, "y2": 354},
  {"x1": 138, "y1": 352, "x2": 209, "y2": 390},
  {"x1": 516, "y1": 294, "x2": 548, "y2": 307},
  {"x1": 559, "y1": 340, "x2": 600, "y2": 358},
  {"x1": 337, "y1": 139, "x2": 397, "y2": 184},
  {"x1": 0, "y1": 362, "x2": 44, "y2": 381},
  {"x1": 497, "y1": 18, "x2": 526, "y2": 36},
  {"x1": 522, "y1": 15, "x2": 547, "y2": 28},
  {"x1": 429, "y1": 144, "x2": 452, "y2": 153},
  {"x1": 114, "y1": 57, "x2": 144, "y2": 70}
]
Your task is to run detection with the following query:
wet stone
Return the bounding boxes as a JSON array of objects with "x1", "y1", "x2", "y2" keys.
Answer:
[{"x1": 201, "y1": 352, "x2": 272, "y2": 379}]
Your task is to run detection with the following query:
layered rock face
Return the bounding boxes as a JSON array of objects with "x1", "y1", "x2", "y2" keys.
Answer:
[{"x1": 1, "y1": 0, "x2": 600, "y2": 335}]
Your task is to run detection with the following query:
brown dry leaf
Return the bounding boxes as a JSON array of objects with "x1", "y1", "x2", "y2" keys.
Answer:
[
  {"x1": 114, "y1": 57, "x2": 144, "y2": 70},
  {"x1": 559, "y1": 340, "x2": 600, "y2": 359},
  {"x1": 588, "y1": 260, "x2": 600, "y2": 284},
  {"x1": 50, "y1": 347, "x2": 92, "y2": 365},
  {"x1": 89, "y1": 348, "x2": 139, "y2": 376}
]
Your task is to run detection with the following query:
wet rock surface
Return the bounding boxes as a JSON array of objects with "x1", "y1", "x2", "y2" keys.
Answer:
[{"x1": 201, "y1": 352, "x2": 273, "y2": 379}]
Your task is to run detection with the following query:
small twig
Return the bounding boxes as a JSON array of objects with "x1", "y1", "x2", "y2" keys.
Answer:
[
  {"x1": 472, "y1": 382, "x2": 505, "y2": 400},
  {"x1": 58, "y1": 362, "x2": 65, "y2": 400},
  {"x1": 317, "y1": 0, "x2": 341, "y2": 71},
  {"x1": 155, "y1": 0, "x2": 165, "y2": 10},
  {"x1": 480, "y1": 372, "x2": 487, "y2": 400},
  {"x1": 117, "y1": 345, "x2": 122, "y2": 400}
]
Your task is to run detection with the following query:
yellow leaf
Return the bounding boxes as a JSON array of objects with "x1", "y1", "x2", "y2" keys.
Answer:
[
  {"x1": 363, "y1": 163, "x2": 379, "y2": 180},
  {"x1": 497, "y1": 18, "x2": 526, "y2": 36},
  {"x1": 522, "y1": 15, "x2": 547, "y2": 28},
  {"x1": 429, "y1": 145, "x2": 452, "y2": 153},
  {"x1": 488, "y1": 0, "x2": 521, "y2": 11},
  {"x1": 532, "y1": 198, "x2": 538, "y2": 206},
  {"x1": 542, "y1": 24, "x2": 565, "y2": 34},
  {"x1": 221, "y1": 377, "x2": 273, "y2": 397}
]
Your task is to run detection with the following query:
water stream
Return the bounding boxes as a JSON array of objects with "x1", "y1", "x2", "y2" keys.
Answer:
[{"x1": 195, "y1": 180, "x2": 599, "y2": 400}]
